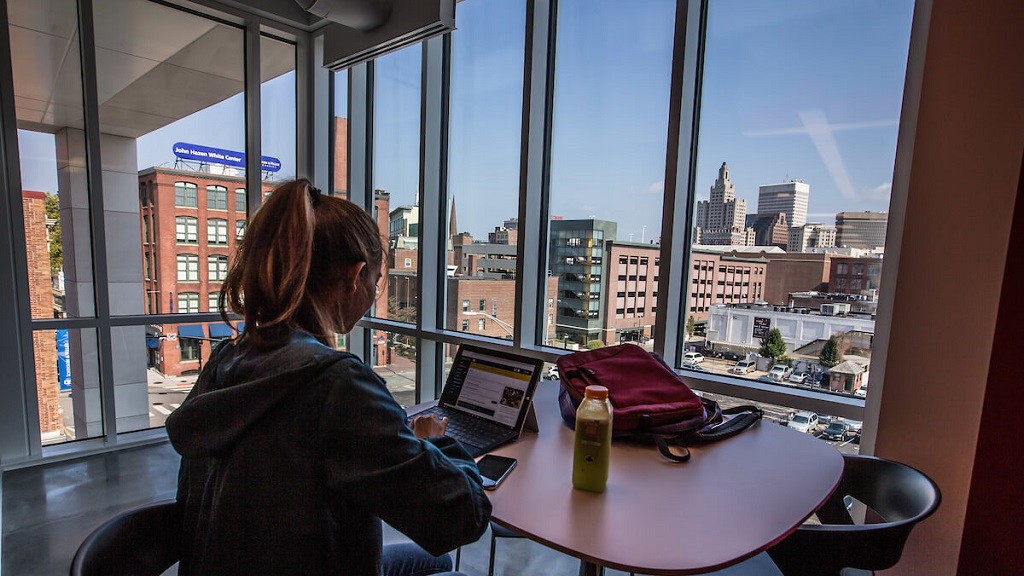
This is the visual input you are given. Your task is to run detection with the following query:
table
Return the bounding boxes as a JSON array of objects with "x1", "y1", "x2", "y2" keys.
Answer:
[{"x1": 482, "y1": 381, "x2": 844, "y2": 575}]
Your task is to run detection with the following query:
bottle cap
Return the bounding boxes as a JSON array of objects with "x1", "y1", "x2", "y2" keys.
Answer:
[{"x1": 584, "y1": 385, "x2": 608, "y2": 400}]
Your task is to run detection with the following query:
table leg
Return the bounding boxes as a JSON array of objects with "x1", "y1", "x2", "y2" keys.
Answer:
[{"x1": 578, "y1": 560, "x2": 604, "y2": 576}]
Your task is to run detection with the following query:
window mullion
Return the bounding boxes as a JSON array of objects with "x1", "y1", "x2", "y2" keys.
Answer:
[
  {"x1": 516, "y1": 0, "x2": 557, "y2": 351},
  {"x1": 416, "y1": 34, "x2": 450, "y2": 401},
  {"x1": 656, "y1": 0, "x2": 704, "y2": 369}
]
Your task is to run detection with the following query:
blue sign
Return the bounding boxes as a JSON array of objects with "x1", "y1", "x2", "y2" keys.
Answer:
[
  {"x1": 56, "y1": 329, "x2": 72, "y2": 391},
  {"x1": 173, "y1": 142, "x2": 281, "y2": 173}
]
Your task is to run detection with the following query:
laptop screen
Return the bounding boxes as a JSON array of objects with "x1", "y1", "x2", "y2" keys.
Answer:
[{"x1": 441, "y1": 346, "x2": 542, "y2": 429}]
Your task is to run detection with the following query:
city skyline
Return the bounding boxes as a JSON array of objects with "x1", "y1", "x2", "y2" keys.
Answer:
[{"x1": 17, "y1": 0, "x2": 911, "y2": 243}]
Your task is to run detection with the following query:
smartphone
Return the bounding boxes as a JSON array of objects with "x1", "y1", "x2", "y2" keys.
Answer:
[{"x1": 477, "y1": 455, "x2": 517, "y2": 490}]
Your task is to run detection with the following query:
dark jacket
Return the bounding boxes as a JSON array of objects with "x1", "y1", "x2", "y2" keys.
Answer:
[{"x1": 165, "y1": 330, "x2": 491, "y2": 576}]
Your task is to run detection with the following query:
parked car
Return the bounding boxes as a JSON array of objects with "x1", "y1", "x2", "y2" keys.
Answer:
[
  {"x1": 768, "y1": 364, "x2": 793, "y2": 382},
  {"x1": 729, "y1": 359, "x2": 757, "y2": 374},
  {"x1": 821, "y1": 421, "x2": 851, "y2": 441},
  {"x1": 788, "y1": 371, "x2": 809, "y2": 384},
  {"x1": 816, "y1": 413, "x2": 833, "y2": 428},
  {"x1": 844, "y1": 419, "x2": 863, "y2": 444},
  {"x1": 787, "y1": 411, "x2": 819, "y2": 434},
  {"x1": 683, "y1": 352, "x2": 705, "y2": 364},
  {"x1": 720, "y1": 351, "x2": 742, "y2": 361},
  {"x1": 546, "y1": 365, "x2": 559, "y2": 380},
  {"x1": 681, "y1": 362, "x2": 709, "y2": 372}
]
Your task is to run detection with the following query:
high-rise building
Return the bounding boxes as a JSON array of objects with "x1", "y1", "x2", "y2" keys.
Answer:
[
  {"x1": 835, "y1": 211, "x2": 888, "y2": 250},
  {"x1": 746, "y1": 212, "x2": 789, "y2": 249},
  {"x1": 757, "y1": 181, "x2": 810, "y2": 228},
  {"x1": 695, "y1": 162, "x2": 752, "y2": 245},
  {"x1": 788, "y1": 223, "x2": 837, "y2": 253},
  {"x1": 549, "y1": 219, "x2": 617, "y2": 345}
]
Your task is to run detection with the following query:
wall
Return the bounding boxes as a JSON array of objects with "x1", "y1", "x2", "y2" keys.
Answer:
[{"x1": 866, "y1": 0, "x2": 1024, "y2": 573}]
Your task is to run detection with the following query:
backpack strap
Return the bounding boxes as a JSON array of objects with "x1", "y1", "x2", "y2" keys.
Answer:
[{"x1": 653, "y1": 405, "x2": 764, "y2": 462}]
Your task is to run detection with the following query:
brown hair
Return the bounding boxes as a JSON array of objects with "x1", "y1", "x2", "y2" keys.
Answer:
[{"x1": 219, "y1": 179, "x2": 384, "y2": 347}]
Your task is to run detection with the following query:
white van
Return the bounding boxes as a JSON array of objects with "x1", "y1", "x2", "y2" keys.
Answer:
[
  {"x1": 787, "y1": 411, "x2": 819, "y2": 434},
  {"x1": 729, "y1": 359, "x2": 756, "y2": 374}
]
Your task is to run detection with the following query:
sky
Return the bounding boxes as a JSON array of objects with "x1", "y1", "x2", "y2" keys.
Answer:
[{"x1": 20, "y1": 0, "x2": 914, "y2": 243}]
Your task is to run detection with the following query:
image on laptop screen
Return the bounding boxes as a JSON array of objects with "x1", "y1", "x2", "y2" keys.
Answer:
[{"x1": 444, "y1": 348, "x2": 539, "y2": 428}]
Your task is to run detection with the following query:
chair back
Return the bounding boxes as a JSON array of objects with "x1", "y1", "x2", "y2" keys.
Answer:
[
  {"x1": 70, "y1": 499, "x2": 181, "y2": 576},
  {"x1": 767, "y1": 454, "x2": 941, "y2": 576}
]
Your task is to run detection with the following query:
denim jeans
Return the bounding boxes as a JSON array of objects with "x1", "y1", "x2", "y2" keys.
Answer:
[{"x1": 381, "y1": 542, "x2": 462, "y2": 576}]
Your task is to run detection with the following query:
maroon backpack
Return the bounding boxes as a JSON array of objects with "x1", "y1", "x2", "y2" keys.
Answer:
[{"x1": 556, "y1": 344, "x2": 762, "y2": 462}]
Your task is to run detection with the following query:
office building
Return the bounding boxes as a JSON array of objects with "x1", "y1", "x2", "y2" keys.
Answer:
[
  {"x1": 695, "y1": 162, "x2": 753, "y2": 246},
  {"x1": 836, "y1": 211, "x2": 888, "y2": 250},
  {"x1": 758, "y1": 181, "x2": 810, "y2": 228},
  {"x1": 549, "y1": 219, "x2": 617, "y2": 345},
  {"x1": 601, "y1": 242, "x2": 660, "y2": 345},
  {"x1": 829, "y1": 256, "x2": 883, "y2": 297},
  {"x1": 789, "y1": 223, "x2": 837, "y2": 253},
  {"x1": 746, "y1": 212, "x2": 790, "y2": 249},
  {"x1": 688, "y1": 248, "x2": 769, "y2": 322},
  {"x1": 760, "y1": 252, "x2": 833, "y2": 306}
]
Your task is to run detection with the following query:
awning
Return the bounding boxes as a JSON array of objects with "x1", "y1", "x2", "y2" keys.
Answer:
[
  {"x1": 209, "y1": 323, "x2": 233, "y2": 338},
  {"x1": 145, "y1": 337, "x2": 161, "y2": 349},
  {"x1": 177, "y1": 324, "x2": 206, "y2": 339}
]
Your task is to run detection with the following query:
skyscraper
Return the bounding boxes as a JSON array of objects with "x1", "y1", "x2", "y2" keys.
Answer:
[
  {"x1": 836, "y1": 211, "x2": 888, "y2": 250},
  {"x1": 695, "y1": 162, "x2": 752, "y2": 245},
  {"x1": 757, "y1": 181, "x2": 810, "y2": 227}
]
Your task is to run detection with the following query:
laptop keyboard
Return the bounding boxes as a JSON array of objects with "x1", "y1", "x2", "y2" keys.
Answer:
[
  {"x1": 413, "y1": 407, "x2": 509, "y2": 449},
  {"x1": 444, "y1": 413, "x2": 509, "y2": 447}
]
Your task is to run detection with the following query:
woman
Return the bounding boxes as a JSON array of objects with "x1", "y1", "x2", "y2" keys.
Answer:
[{"x1": 166, "y1": 179, "x2": 490, "y2": 576}]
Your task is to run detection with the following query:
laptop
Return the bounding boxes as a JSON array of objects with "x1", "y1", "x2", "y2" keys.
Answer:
[{"x1": 411, "y1": 345, "x2": 544, "y2": 457}]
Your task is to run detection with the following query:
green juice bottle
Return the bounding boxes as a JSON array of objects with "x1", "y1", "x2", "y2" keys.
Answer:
[{"x1": 572, "y1": 385, "x2": 613, "y2": 492}]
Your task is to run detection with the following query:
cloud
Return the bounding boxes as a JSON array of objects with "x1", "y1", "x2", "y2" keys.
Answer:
[
  {"x1": 799, "y1": 109, "x2": 858, "y2": 201},
  {"x1": 648, "y1": 180, "x2": 664, "y2": 194},
  {"x1": 742, "y1": 118, "x2": 897, "y2": 138},
  {"x1": 865, "y1": 182, "x2": 892, "y2": 201}
]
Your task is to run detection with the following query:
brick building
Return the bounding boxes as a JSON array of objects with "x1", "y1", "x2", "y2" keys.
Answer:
[
  {"x1": 446, "y1": 277, "x2": 558, "y2": 343},
  {"x1": 23, "y1": 191, "x2": 61, "y2": 435},
  {"x1": 828, "y1": 256, "x2": 883, "y2": 296},
  {"x1": 139, "y1": 167, "x2": 275, "y2": 376},
  {"x1": 601, "y1": 242, "x2": 660, "y2": 345},
  {"x1": 687, "y1": 248, "x2": 769, "y2": 322},
  {"x1": 760, "y1": 252, "x2": 833, "y2": 306}
]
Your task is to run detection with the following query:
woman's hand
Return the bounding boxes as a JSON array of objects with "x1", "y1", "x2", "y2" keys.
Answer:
[{"x1": 411, "y1": 413, "x2": 449, "y2": 439}]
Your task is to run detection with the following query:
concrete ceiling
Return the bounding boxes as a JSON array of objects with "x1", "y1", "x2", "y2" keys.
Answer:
[{"x1": 8, "y1": 0, "x2": 295, "y2": 138}]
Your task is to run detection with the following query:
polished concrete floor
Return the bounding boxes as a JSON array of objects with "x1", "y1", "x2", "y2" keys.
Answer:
[{"x1": 1, "y1": 441, "x2": 778, "y2": 575}]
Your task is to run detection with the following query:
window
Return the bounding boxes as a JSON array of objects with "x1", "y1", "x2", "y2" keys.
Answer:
[
  {"x1": 462, "y1": 319, "x2": 469, "y2": 331},
  {"x1": 208, "y1": 255, "x2": 228, "y2": 282},
  {"x1": 176, "y1": 216, "x2": 198, "y2": 244},
  {"x1": 479, "y1": 299, "x2": 486, "y2": 311},
  {"x1": 462, "y1": 300, "x2": 470, "y2": 312},
  {"x1": 236, "y1": 220, "x2": 246, "y2": 240},
  {"x1": 180, "y1": 337, "x2": 201, "y2": 362},
  {"x1": 207, "y1": 185, "x2": 228, "y2": 210},
  {"x1": 177, "y1": 254, "x2": 199, "y2": 282},
  {"x1": 479, "y1": 319, "x2": 486, "y2": 330},
  {"x1": 175, "y1": 182, "x2": 198, "y2": 207},
  {"x1": 208, "y1": 219, "x2": 228, "y2": 245},
  {"x1": 236, "y1": 189, "x2": 246, "y2": 212},
  {"x1": 404, "y1": 257, "x2": 412, "y2": 268},
  {"x1": 208, "y1": 293, "x2": 220, "y2": 312},
  {"x1": 177, "y1": 292, "x2": 200, "y2": 314},
  {"x1": 143, "y1": 216, "x2": 150, "y2": 244}
]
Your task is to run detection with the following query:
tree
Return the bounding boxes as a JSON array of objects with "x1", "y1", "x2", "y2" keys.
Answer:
[
  {"x1": 819, "y1": 335, "x2": 843, "y2": 368},
  {"x1": 586, "y1": 339, "x2": 604, "y2": 350},
  {"x1": 758, "y1": 328, "x2": 787, "y2": 361},
  {"x1": 44, "y1": 193, "x2": 62, "y2": 274},
  {"x1": 686, "y1": 315, "x2": 696, "y2": 337}
]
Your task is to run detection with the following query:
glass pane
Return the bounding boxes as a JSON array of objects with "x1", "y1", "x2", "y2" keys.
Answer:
[
  {"x1": 35, "y1": 328, "x2": 102, "y2": 445},
  {"x1": 374, "y1": 45, "x2": 421, "y2": 323},
  {"x1": 92, "y1": 0, "x2": 249, "y2": 327},
  {"x1": 690, "y1": 0, "x2": 913, "y2": 401},
  {"x1": 261, "y1": 35, "x2": 296, "y2": 182},
  {"x1": 548, "y1": 0, "x2": 674, "y2": 351},
  {"x1": 332, "y1": 70, "x2": 348, "y2": 198},
  {"x1": 446, "y1": 0, "x2": 525, "y2": 336},
  {"x1": 370, "y1": 330, "x2": 418, "y2": 408},
  {"x1": 9, "y1": 0, "x2": 94, "y2": 319}
]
